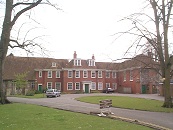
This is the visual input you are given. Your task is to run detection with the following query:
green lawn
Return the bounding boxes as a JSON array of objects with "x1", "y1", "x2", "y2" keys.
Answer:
[
  {"x1": 76, "y1": 96, "x2": 173, "y2": 113},
  {"x1": 0, "y1": 103, "x2": 152, "y2": 130}
]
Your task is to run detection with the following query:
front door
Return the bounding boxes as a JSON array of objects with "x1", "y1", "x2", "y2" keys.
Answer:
[
  {"x1": 85, "y1": 84, "x2": 89, "y2": 93},
  {"x1": 38, "y1": 84, "x2": 42, "y2": 92},
  {"x1": 142, "y1": 85, "x2": 146, "y2": 94}
]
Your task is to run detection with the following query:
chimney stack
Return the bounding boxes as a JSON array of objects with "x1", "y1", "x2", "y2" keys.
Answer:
[
  {"x1": 73, "y1": 51, "x2": 77, "y2": 59},
  {"x1": 92, "y1": 54, "x2": 95, "y2": 60}
]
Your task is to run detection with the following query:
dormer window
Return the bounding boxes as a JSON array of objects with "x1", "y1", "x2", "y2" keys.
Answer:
[
  {"x1": 52, "y1": 62, "x2": 56, "y2": 67},
  {"x1": 74, "y1": 59, "x2": 81, "y2": 66},
  {"x1": 88, "y1": 59, "x2": 95, "y2": 66}
]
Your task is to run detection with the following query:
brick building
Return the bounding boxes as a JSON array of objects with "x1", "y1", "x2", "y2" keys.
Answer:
[{"x1": 4, "y1": 51, "x2": 160, "y2": 95}]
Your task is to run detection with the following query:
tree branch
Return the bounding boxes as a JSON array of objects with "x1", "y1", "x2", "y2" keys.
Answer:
[{"x1": 11, "y1": 0, "x2": 42, "y2": 27}]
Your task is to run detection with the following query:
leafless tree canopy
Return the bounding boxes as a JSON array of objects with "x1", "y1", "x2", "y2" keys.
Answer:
[
  {"x1": 115, "y1": 0, "x2": 173, "y2": 107},
  {"x1": 0, "y1": 0, "x2": 59, "y2": 104}
]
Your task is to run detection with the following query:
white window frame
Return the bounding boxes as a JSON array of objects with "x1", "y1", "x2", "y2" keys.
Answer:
[
  {"x1": 130, "y1": 70, "x2": 133, "y2": 81},
  {"x1": 124, "y1": 70, "x2": 126, "y2": 81},
  {"x1": 91, "y1": 82, "x2": 96, "y2": 90},
  {"x1": 75, "y1": 70, "x2": 80, "y2": 78},
  {"x1": 55, "y1": 82, "x2": 61, "y2": 90},
  {"x1": 67, "y1": 82, "x2": 73, "y2": 90},
  {"x1": 98, "y1": 82, "x2": 103, "y2": 90},
  {"x1": 75, "y1": 82, "x2": 80, "y2": 90},
  {"x1": 112, "y1": 71, "x2": 116, "y2": 78},
  {"x1": 88, "y1": 59, "x2": 95, "y2": 66},
  {"x1": 47, "y1": 82, "x2": 52, "y2": 89},
  {"x1": 106, "y1": 71, "x2": 110, "y2": 78},
  {"x1": 106, "y1": 83, "x2": 110, "y2": 88},
  {"x1": 98, "y1": 71, "x2": 102, "y2": 78},
  {"x1": 112, "y1": 83, "x2": 117, "y2": 90},
  {"x1": 47, "y1": 70, "x2": 52, "y2": 78},
  {"x1": 83, "y1": 70, "x2": 88, "y2": 78},
  {"x1": 39, "y1": 71, "x2": 42, "y2": 78},
  {"x1": 91, "y1": 71, "x2": 96, "y2": 78},
  {"x1": 68, "y1": 70, "x2": 73, "y2": 78},
  {"x1": 56, "y1": 71, "x2": 60, "y2": 78},
  {"x1": 74, "y1": 59, "x2": 81, "y2": 66},
  {"x1": 52, "y1": 62, "x2": 56, "y2": 67}
]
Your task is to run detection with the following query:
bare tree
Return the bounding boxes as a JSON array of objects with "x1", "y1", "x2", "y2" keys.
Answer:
[
  {"x1": 0, "y1": 0, "x2": 59, "y2": 104},
  {"x1": 117, "y1": 0, "x2": 173, "y2": 107}
]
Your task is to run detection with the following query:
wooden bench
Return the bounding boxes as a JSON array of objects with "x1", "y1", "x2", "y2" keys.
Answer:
[{"x1": 98, "y1": 99, "x2": 114, "y2": 116}]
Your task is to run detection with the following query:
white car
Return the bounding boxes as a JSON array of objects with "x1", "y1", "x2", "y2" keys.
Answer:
[{"x1": 46, "y1": 89, "x2": 61, "y2": 98}]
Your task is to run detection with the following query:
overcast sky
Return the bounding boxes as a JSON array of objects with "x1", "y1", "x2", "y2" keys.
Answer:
[{"x1": 3, "y1": 0, "x2": 147, "y2": 62}]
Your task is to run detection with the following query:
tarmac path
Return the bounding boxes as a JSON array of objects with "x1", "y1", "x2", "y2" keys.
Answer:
[{"x1": 8, "y1": 93, "x2": 173, "y2": 129}]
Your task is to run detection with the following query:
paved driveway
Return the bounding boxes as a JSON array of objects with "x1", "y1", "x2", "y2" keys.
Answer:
[{"x1": 8, "y1": 93, "x2": 173, "y2": 129}]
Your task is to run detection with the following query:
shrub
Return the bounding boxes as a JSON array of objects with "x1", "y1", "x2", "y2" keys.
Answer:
[
  {"x1": 35, "y1": 90, "x2": 42, "y2": 94},
  {"x1": 26, "y1": 90, "x2": 35, "y2": 96}
]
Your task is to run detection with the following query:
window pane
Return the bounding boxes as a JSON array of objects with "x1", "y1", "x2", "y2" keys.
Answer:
[
  {"x1": 106, "y1": 72, "x2": 110, "y2": 78},
  {"x1": 83, "y1": 70, "x2": 88, "y2": 78},
  {"x1": 56, "y1": 71, "x2": 60, "y2": 78},
  {"x1": 75, "y1": 82, "x2": 80, "y2": 90},
  {"x1": 91, "y1": 82, "x2": 96, "y2": 90},
  {"x1": 67, "y1": 82, "x2": 73, "y2": 90},
  {"x1": 68, "y1": 71, "x2": 72, "y2": 78},
  {"x1": 75, "y1": 71, "x2": 80, "y2": 78},
  {"x1": 47, "y1": 82, "x2": 52, "y2": 89},
  {"x1": 48, "y1": 71, "x2": 52, "y2": 78},
  {"x1": 55, "y1": 82, "x2": 61, "y2": 90},
  {"x1": 112, "y1": 72, "x2": 116, "y2": 78},
  {"x1": 98, "y1": 82, "x2": 103, "y2": 90},
  {"x1": 98, "y1": 71, "x2": 102, "y2": 78},
  {"x1": 91, "y1": 71, "x2": 96, "y2": 78}
]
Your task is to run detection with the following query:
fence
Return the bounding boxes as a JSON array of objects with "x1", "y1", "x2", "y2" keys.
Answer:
[{"x1": 98, "y1": 99, "x2": 114, "y2": 116}]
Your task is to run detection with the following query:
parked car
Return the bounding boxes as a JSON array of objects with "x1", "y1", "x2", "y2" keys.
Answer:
[
  {"x1": 46, "y1": 89, "x2": 61, "y2": 98},
  {"x1": 102, "y1": 88, "x2": 115, "y2": 93}
]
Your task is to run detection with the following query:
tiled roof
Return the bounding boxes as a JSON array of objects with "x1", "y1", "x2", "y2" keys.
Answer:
[
  {"x1": 4, "y1": 55, "x2": 68, "y2": 80},
  {"x1": 96, "y1": 62, "x2": 120, "y2": 70},
  {"x1": 118, "y1": 54, "x2": 158, "y2": 70},
  {"x1": 3, "y1": 53, "x2": 157, "y2": 80}
]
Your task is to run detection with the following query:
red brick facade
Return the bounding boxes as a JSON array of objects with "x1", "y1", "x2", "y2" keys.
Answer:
[{"x1": 4, "y1": 52, "x2": 160, "y2": 94}]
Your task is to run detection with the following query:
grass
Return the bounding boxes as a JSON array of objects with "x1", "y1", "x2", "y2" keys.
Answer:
[
  {"x1": 0, "y1": 103, "x2": 152, "y2": 130},
  {"x1": 76, "y1": 96, "x2": 173, "y2": 113}
]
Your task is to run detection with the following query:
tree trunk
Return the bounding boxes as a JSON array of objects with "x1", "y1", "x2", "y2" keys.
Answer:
[
  {"x1": 0, "y1": 0, "x2": 13, "y2": 104},
  {"x1": 162, "y1": 67, "x2": 172, "y2": 108}
]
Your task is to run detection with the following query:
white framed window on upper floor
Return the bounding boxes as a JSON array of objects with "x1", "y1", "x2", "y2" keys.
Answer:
[
  {"x1": 67, "y1": 82, "x2": 73, "y2": 90},
  {"x1": 39, "y1": 71, "x2": 42, "y2": 78},
  {"x1": 56, "y1": 71, "x2": 60, "y2": 78},
  {"x1": 88, "y1": 59, "x2": 95, "y2": 66},
  {"x1": 47, "y1": 82, "x2": 52, "y2": 89},
  {"x1": 47, "y1": 70, "x2": 52, "y2": 78},
  {"x1": 112, "y1": 83, "x2": 117, "y2": 90},
  {"x1": 98, "y1": 71, "x2": 102, "y2": 78},
  {"x1": 98, "y1": 82, "x2": 103, "y2": 90},
  {"x1": 91, "y1": 71, "x2": 96, "y2": 78},
  {"x1": 75, "y1": 82, "x2": 80, "y2": 90},
  {"x1": 124, "y1": 70, "x2": 126, "y2": 81},
  {"x1": 112, "y1": 71, "x2": 116, "y2": 78},
  {"x1": 106, "y1": 71, "x2": 110, "y2": 78},
  {"x1": 68, "y1": 70, "x2": 73, "y2": 78},
  {"x1": 83, "y1": 70, "x2": 88, "y2": 78},
  {"x1": 74, "y1": 59, "x2": 81, "y2": 66},
  {"x1": 55, "y1": 82, "x2": 61, "y2": 90},
  {"x1": 91, "y1": 82, "x2": 96, "y2": 90},
  {"x1": 52, "y1": 62, "x2": 56, "y2": 67},
  {"x1": 75, "y1": 70, "x2": 80, "y2": 78},
  {"x1": 106, "y1": 83, "x2": 110, "y2": 88},
  {"x1": 130, "y1": 70, "x2": 133, "y2": 81}
]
